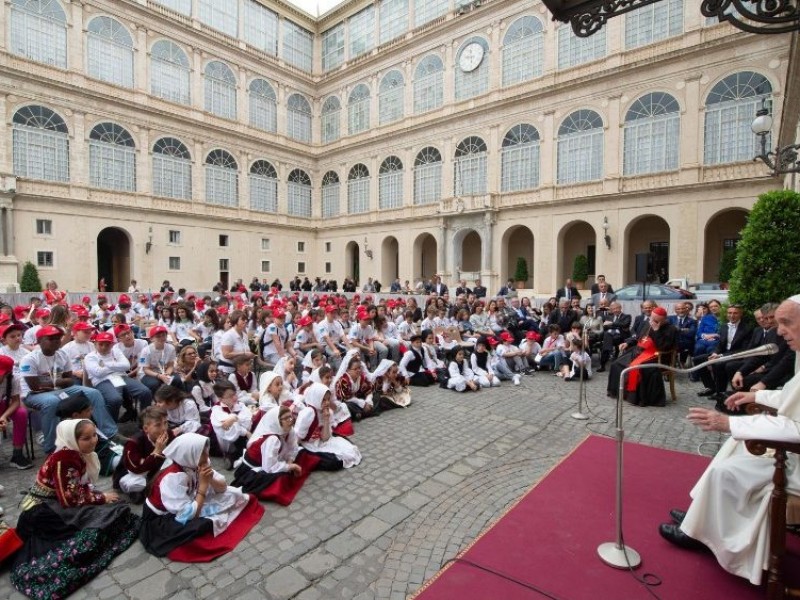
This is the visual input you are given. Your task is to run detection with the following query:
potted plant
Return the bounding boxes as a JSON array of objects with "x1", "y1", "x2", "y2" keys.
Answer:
[
  {"x1": 572, "y1": 254, "x2": 589, "y2": 289},
  {"x1": 514, "y1": 256, "x2": 529, "y2": 289}
]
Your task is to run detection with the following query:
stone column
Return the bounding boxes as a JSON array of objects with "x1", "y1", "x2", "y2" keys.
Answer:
[
  {"x1": 487, "y1": 22, "x2": 501, "y2": 92},
  {"x1": 68, "y1": 2, "x2": 85, "y2": 73},
  {"x1": 240, "y1": 151, "x2": 251, "y2": 210},
  {"x1": 437, "y1": 219, "x2": 448, "y2": 278},
  {"x1": 193, "y1": 139, "x2": 205, "y2": 203},
  {"x1": 137, "y1": 127, "x2": 151, "y2": 196},
  {"x1": 0, "y1": 96, "x2": 9, "y2": 173},
  {"x1": 605, "y1": 94, "x2": 622, "y2": 179},
  {"x1": 481, "y1": 211, "x2": 495, "y2": 273},
  {"x1": 72, "y1": 111, "x2": 88, "y2": 186},
  {"x1": 403, "y1": 145, "x2": 414, "y2": 206},
  {"x1": 192, "y1": 49, "x2": 205, "y2": 112},
  {"x1": 443, "y1": 44, "x2": 455, "y2": 106},
  {"x1": 540, "y1": 110, "x2": 555, "y2": 187},
  {"x1": 135, "y1": 27, "x2": 148, "y2": 93},
  {"x1": 237, "y1": 67, "x2": 247, "y2": 124}
]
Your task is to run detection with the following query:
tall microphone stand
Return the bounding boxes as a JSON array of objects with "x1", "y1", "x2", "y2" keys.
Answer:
[
  {"x1": 597, "y1": 343, "x2": 779, "y2": 569},
  {"x1": 571, "y1": 321, "x2": 591, "y2": 421}
]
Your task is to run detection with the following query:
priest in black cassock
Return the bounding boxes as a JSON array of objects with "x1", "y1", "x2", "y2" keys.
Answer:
[{"x1": 606, "y1": 306, "x2": 678, "y2": 407}]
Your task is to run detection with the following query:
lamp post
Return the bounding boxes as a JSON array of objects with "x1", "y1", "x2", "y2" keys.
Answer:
[{"x1": 751, "y1": 103, "x2": 800, "y2": 176}]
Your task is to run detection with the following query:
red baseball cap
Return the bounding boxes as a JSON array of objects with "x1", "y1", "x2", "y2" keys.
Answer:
[
  {"x1": 298, "y1": 315, "x2": 313, "y2": 327},
  {"x1": 117, "y1": 294, "x2": 131, "y2": 304},
  {"x1": 526, "y1": 331, "x2": 541, "y2": 341},
  {"x1": 94, "y1": 331, "x2": 115, "y2": 343},
  {"x1": 81, "y1": 296, "x2": 91, "y2": 304},
  {"x1": 0, "y1": 355, "x2": 14, "y2": 378},
  {"x1": 36, "y1": 325, "x2": 64, "y2": 339},
  {"x1": 113, "y1": 324, "x2": 131, "y2": 336},
  {"x1": 273, "y1": 310, "x2": 285, "y2": 320},
  {"x1": 72, "y1": 321, "x2": 94, "y2": 332},
  {"x1": 97, "y1": 294, "x2": 107, "y2": 300},
  {"x1": 74, "y1": 307, "x2": 90, "y2": 318},
  {"x1": 324, "y1": 305, "x2": 338, "y2": 314},
  {"x1": 148, "y1": 325, "x2": 168, "y2": 338},
  {"x1": 500, "y1": 332, "x2": 514, "y2": 342},
  {"x1": 487, "y1": 337, "x2": 499, "y2": 346},
  {"x1": 0, "y1": 323, "x2": 25, "y2": 339},
  {"x1": 34, "y1": 309, "x2": 50, "y2": 320}
]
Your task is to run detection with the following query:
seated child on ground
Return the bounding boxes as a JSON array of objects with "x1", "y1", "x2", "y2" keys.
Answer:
[
  {"x1": 155, "y1": 384, "x2": 203, "y2": 436},
  {"x1": 210, "y1": 380, "x2": 252, "y2": 469},
  {"x1": 228, "y1": 355, "x2": 259, "y2": 406}
]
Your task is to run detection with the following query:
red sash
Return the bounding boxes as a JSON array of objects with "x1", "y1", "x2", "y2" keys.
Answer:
[
  {"x1": 626, "y1": 336, "x2": 658, "y2": 392},
  {"x1": 148, "y1": 464, "x2": 184, "y2": 511}
]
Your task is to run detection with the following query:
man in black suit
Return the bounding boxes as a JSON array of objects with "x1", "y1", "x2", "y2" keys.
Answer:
[
  {"x1": 555, "y1": 278, "x2": 581, "y2": 303},
  {"x1": 598, "y1": 301, "x2": 632, "y2": 371},
  {"x1": 668, "y1": 301, "x2": 697, "y2": 365},
  {"x1": 497, "y1": 279, "x2": 515, "y2": 297},
  {"x1": 695, "y1": 304, "x2": 753, "y2": 400},
  {"x1": 432, "y1": 275, "x2": 448, "y2": 297},
  {"x1": 472, "y1": 279, "x2": 487, "y2": 299},
  {"x1": 454, "y1": 279, "x2": 471, "y2": 297},
  {"x1": 590, "y1": 274, "x2": 614, "y2": 295},
  {"x1": 729, "y1": 303, "x2": 793, "y2": 393},
  {"x1": 630, "y1": 300, "x2": 656, "y2": 339}
]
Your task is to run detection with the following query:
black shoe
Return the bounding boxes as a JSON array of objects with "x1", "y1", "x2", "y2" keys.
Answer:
[
  {"x1": 669, "y1": 509, "x2": 687, "y2": 524},
  {"x1": 659, "y1": 523, "x2": 706, "y2": 551},
  {"x1": 710, "y1": 392, "x2": 726, "y2": 402},
  {"x1": 597, "y1": 366, "x2": 606, "y2": 373},
  {"x1": 697, "y1": 388, "x2": 715, "y2": 397},
  {"x1": 9, "y1": 451, "x2": 33, "y2": 470}
]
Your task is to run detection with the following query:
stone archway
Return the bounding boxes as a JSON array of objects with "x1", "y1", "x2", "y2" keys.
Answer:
[
  {"x1": 624, "y1": 215, "x2": 671, "y2": 283},
  {"x1": 345, "y1": 240, "x2": 360, "y2": 285},
  {"x1": 557, "y1": 221, "x2": 596, "y2": 287},
  {"x1": 381, "y1": 236, "x2": 399, "y2": 285},
  {"x1": 97, "y1": 227, "x2": 131, "y2": 292},
  {"x1": 703, "y1": 208, "x2": 748, "y2": 282},
  {"x1": 501, "y1": 225, "x2": 534, "y2": 287},
  {"x1": 412, "y1": 233, "x2": 437, "y2": 283}
]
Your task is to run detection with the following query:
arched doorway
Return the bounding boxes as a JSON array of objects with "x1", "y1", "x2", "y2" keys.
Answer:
[
  {"x1": 458, "y1": 230, "x2": 482, "y2": 279},
  {"x1": 345, "y1": 241, "x2": 360, "y2": 285},
  {"x1": 558, "y1": 221, "x2": 596, "y2": 287},
  {"x1": 703, "y1": 209, "x2": 748, "y2": 282},
  {"x1": 412, "y1": 233, "x2": 437, "y2": 283},
  {"x1": 624, "y1": 215, "x2": 671, "y2": 284},
  {"x1": 381, "y1": 236, "x2": 399, "y2": 285},
  {"x1": 97, "y1": 227, "x2": 131, "y2": 292},
  {"x1": 502, "y1": 225, "x2": 534, "y2": 287}
]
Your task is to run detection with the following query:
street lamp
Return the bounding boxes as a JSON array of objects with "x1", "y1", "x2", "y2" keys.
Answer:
[{"x1": 751, "y1": 102, "x2": 800, "y2": 175}]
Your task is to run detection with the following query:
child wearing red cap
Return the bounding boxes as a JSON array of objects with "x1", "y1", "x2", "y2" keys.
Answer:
[
  {"x1": 139, "y1": 326, "x2": 178, "y2": 395},
  {"x1": 0, "y1": 354, "x2": 32, "y2": 469},
  {"x1": 62, "y1": 322, "x2": 95, "y2": 384},
  {"x1": 0, "y1": 323, "x2": 29, "y2": 374}
]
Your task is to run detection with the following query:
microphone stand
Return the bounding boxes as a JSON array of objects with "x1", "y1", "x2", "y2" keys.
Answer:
[
  {"x1": 597, "y1": 343, "x2": 778, "y2": 569},
  {"x1": 571, "y1": 321, "x2": 590, "y2": 421}
]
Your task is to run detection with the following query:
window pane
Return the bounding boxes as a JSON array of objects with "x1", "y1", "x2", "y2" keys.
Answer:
[
  {"x1": 10, "y1": 1, "x2": 68, "y2": 68},
  {"x1": 414, "y1": 0, "x2": 447, "y2": 27},
  {"x1": 87, "y1": 17, "x2": 134, "y2": 88},
  {"x1": 414, "y1": 148, "x2": 441, "y2": 205},
  {"x1": 625, "y1": 0, "x2": 683, "y2": 49},
  {"x1": 455, "y1": 40, "x2": 489, "y2": 101},
  {"x1": 322, "y1": 24, "x2": 345, "y2": 72},
  {"x1": 204, "y1": 61, "x2": 237, "y2": 119},
  {"x1": 243, "y1": 0, "x2": 278, "y2": 55},
  {"x1": 282, "y1": 20, "x2": 313, "y2": 72},
  {"x1": 322, "y1": 180, "x2": 340, "y2": 218},
  {"x1": 380, "y1": 0, "x2": 408, "y2": 45},
  {"x1": 153, "y1": 150, "x2": 192, "y2": 200},
  {"x1": 501, "y1": 124, "x2": 540, "y2": 192},
  {"x1": 287, "y1": 94, "x2": 312, "y2": 142},
  {"x1": 152, "y1": 0, "x2": 191, "y2": 15},
  {"x1": 414, "y1": 55, "x2": 443, "y2": 114},
  {"x1": 249, "y1": 79, "x2": 277, "y2": 133},
  {"x1": 321, "y1": 97, "x2": 341, "y2": 143},
  {"x1": 379, "y1": 71, "x2": 404, "y2": 125},
  {"x1": 13, "y1": 125, "x2": 70, "y2": 182},
  {"x1": 502, "y1": 16, "x2": 544, "y2": 87},
  {"x1": 151, "y1": 40, "x2": 191, "y2": 105},
  {"x1": 623, "y1": 93, "x2": 680, "y2": 175},
  {"x1": 348, "y1": 85, "x2": 371, "y2": 135},
  {"x1": 557, "y1": 25, "x2": 606, "y2": 69},
  {"x1": 198, "y1": 0, "x2": 237, "y2": 37},
  {"x1": 350, "y1": 6, "x2": 375, "y2": 58}
]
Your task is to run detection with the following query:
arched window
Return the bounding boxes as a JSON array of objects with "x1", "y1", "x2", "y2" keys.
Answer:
[
  {"x1": 12, "y1": 105, "x2": 69, "y2": 182},
  {"x1": 249, "y1": 160, "x2": 278, "y2": 213},
  {"x1": 379, "y1": 156, "x2": 403, "y2": 209},
  {"x1": 87, "y1": 16, "x2": 134, "y2": 88},
  {"x1": 321, "y1": 96, "x2": 341, "y2": 144},
  {"x1": 152, "y1": 0, "x2": 191, "y2": 15},
  {"x1": 557, "y1": 110, "x2": 604, "y2": 184},
  {"x1": 205, "y1": 149, "x2": 238, "y2": 207},
  {"x1": 151, "y1": 40, "x2": 190, "y2": 105},
  {"x1": 322, "y1": 171, "x2": 340, "y2": 218},
  {"x1": 623, "y1": 92, "x2": 680, "y2": 175},
  {"x1": 348, "y1": 84, "x2": 371, "y2": 135},
  {"x1": 348, "y1": 164, "x2": 370, "y2": 214},
  {"x1": 625, "y1": 0, "x2": 683, "y2": 49},
  {"x1": 379, "y1": 70, "x2": 405, "y2": 125},
  {"x1": 704, "y1": 71, "x2": 772, "y2": 165},
  {"x1": 454, "y1": 136, "x2": 487, "y2": 195},
  {"x1": 502, "y1": 16, "x2": 544, "y2": 87},
  {"x1": 287, "y1": 93, "x2": 312, "y2": 142},
  {"x1": 89, "y1": 122, "x2": 136, "y2": 192},
  {"x1": 10, "y1": 0, "x2": 67, "y2": 68},
  {"x1": 501, "y1": 124, "x2": 540, "y2": 192},
  {"x1": 288, "y1": 169, "x2": 312, "y2": 217},
  {"x1": 152, "y1": 137, "x2": 191, "y2": 200},
  {"x1": 414, "y1": 55, "x2": 444, "y2": 114},
  {"x1": 204, "y1": 61, "x2": 237, "y2": 120},
  {"x1": 414, "y1": 147, "x2": 441, "y2": 205},
  {"x1": 557, "y1": 24, "x2": 606, "y2": 70},
  {"x1": 455, "y1": 38, "x2": 489, "y2": 102},
  {"x1": 249, "y1": 78, "x2": 277, "y2": 133}
]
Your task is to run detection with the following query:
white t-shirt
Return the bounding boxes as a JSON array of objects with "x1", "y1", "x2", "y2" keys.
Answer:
[
  {"x1": 61, "y1": 340, "x2": 94, "y2": 373},
  {"x1": 0, "y1": 345, "x2": 30, "y2": 374},
  {"x1": 19, "y1": 349, "x2": 71, "y2": 398},
  {"x1": 138, "y1": 343, "x2": 177, "y2": 378}
]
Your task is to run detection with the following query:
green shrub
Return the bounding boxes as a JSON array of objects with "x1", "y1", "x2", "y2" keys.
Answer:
[
  {"x1": 728, "y1": 189, "x2": 800, "y2": 313},
  {"x1": 19, "y1": 261, "x2": 42, "y2": 293},
  {"x1": 572, "y1": 254, "x2": 589, "y2": 283},
  {"x1": 514, "y1": 257, "x2": 529, "y2": 284}
]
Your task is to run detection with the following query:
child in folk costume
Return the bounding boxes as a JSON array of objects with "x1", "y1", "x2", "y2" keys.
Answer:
[
  {"x1": 12, "y1": 420, "x2": 140, "y2": 599},
  {"x1": 421, "y1": 329, "x2": 445, "y2": 371},
  {"x1": 258, "y1": 371, "x2": 288, "y2": 411},
  {"x1": 228, "y1": 355, "x2": 259, "y2": 405},
  {"x1": 306, "y1": 365, "x2": 353, "y2": 436},
  {"x1": 230, "y1": 406, "x2": 320, "y2": 505},
  {"x1": 155, "y1": 384, "x2": 204, "y2": 436},
  {"x1": 398, "y1": 334, "x2": 436, "y2": 387},
  {"x1": 210, "y1": 380, "x2": 252, "y2": 469},
  {"x1": 295, "y1": 383, "x2": 362, "y2": 470},
  {"x1": 112, "y1": 406, "x2": 174, "y2": 504},
  {"x1": 190, "y1": 361, "x2": 219, "y2": 418},
  {"x1": 334, "y1": 350, "x2": 375, "y2": 420},
  {"x1": 370, "y1": 359, "x2": 411, "y2": 409},
  {"x1": 469, "y1": 337, "x2": 501, "y2": 388},
  {"x1": 273, "y1": 356, "x2": 299, "y2": 395},
  {"x1": 299, "y1": 348, "x2": 324, "y2": 385},
  {"x1": 139, "y1": 433, "x2": 262, "y2": 561},
  {"x1": 447, "y1": 347, "x2": 480, "y2": 392}
]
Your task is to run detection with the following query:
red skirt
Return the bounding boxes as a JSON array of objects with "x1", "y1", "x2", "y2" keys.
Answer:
[
  {"x1": 333, "y1": 420, "x2": 354, "y2": 437},
  {"x1": 230, "y1": 451, "x2": 321, "y2": 506}
]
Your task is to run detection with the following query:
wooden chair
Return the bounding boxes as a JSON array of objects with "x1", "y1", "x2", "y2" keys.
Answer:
[
  {"x1": 744, "y1": 403, "x2": 800, "y2": 600},
  {"x1": 657, "y1": 347, "x2": 678, "y2": 402}
]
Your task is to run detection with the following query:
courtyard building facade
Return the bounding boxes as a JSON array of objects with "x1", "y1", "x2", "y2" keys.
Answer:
[{"x1": 0, "y1": 0, "x2": 797, "y2": 293}]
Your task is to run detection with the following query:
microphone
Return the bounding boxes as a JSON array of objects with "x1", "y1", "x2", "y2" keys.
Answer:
[{"x1": 688, "y1": 343, "x2": 779, "y2": 371}]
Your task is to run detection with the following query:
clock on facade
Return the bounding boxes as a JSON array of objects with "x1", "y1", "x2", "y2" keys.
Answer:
[{"x1": 458, "y1": 42, "x2": 484, "y2": 72}]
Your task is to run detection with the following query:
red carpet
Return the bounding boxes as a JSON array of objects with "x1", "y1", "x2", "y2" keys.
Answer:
[{"x1": 414, "y1": 435, "x2": 800, "y2": 600}]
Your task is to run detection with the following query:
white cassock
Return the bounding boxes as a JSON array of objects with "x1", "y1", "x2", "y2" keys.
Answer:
[{"x1": 681, "y1": 366, "x2": 800, "y2": 585}]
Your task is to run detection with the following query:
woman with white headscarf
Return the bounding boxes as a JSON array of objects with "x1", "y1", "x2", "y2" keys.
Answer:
[
  {"x1": 139, "y1": 433, "x2": 263, "y2": 561},
  {"x1": 334, "y1": 349, "x2": 375, "y2": 421},
  {"x1": 295, "y1": 383, "x2": 362, "y2": 469},
  {"x1": 272, "y1": 356, "x2": 299, "y2": 394},
  {"x1": 12, "y1": 419, "x2": 140, "y2": 599},
  {"x1": 230, "y1": 406, "x2": 320, "y2": 505}
]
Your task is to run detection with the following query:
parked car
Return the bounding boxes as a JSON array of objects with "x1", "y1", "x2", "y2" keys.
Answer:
[
  {"x1": 614, "y1": 283, "x2": 696, "y2": 301},
  {"x1": 664, "y1": 278, "x2": 729, "y2": 302}
]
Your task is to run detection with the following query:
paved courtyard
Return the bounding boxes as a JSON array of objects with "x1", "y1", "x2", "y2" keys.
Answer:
[{"x1": 0, "y1": 370, "x2": 727, "y2": 600}]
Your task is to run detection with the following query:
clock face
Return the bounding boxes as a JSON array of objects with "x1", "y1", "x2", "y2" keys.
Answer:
[{"x1": 459, "y1": 43, "x2": 484, "y2": 73}]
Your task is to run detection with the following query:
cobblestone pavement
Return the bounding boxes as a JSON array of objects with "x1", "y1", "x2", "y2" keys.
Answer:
[{"x1": 0, "y1": 370, "x2": 727, "y2": 599}]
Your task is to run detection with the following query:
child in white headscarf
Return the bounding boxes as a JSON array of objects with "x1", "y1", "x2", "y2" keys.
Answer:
[
  {"x1": 140, "y1": 432, "x2": 261, "y2": 561},
  {"x1": 230, "y1": 405, "x2": 320, "y2": 505},
  {"x1": 370, "y1": 359, "x2": 412, "y2": 409},
  {"x1": 295, "y1": 383, "x2": 362, "y2": 469},
  {"x1": 12, "y1": 419, "x2": 140, "y2": 599}
]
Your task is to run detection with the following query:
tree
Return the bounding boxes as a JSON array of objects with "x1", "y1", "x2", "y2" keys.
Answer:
[
  {"x1": 728, "y1": 189, "x2": 800, "y2": 313},
  {"x1": 572, "y1": 254, "x2": 589, "y2": 284},
  {"x1": 717, "y1": 246, "x2": 737, "y2": 283},
  {"x1": 19, "y1": 261, "x2": 42, "y2": 293},
  {"x1": 514, "y1": 256, "x2": 529, "y2": 286}
]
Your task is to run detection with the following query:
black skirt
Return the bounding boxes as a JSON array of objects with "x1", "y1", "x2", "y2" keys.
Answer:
[{"x1": 139, "y1": 504, "x2": 213, "y2": 557}]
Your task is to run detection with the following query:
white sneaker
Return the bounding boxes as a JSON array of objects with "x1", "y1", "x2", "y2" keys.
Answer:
[
  {"x1": 513, "y1": 374, "x2": 521, "y2": 386},
  {"x1": 0, "y1": 506, "x2": 4, "y2": 518},
  {"x1": 0, "y1": 484, "x2": 4, "y2": 497}
]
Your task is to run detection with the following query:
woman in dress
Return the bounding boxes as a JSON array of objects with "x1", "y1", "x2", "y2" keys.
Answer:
[
  {"x1": 230, "y1": 405, "x2": 320, "y2": 505},
  {"x1": 139, "y1": 432, "x2": 263, "y2": 561},
  {"x1": 11, "y1": 419, "x2": 140, "y2": 599}
]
